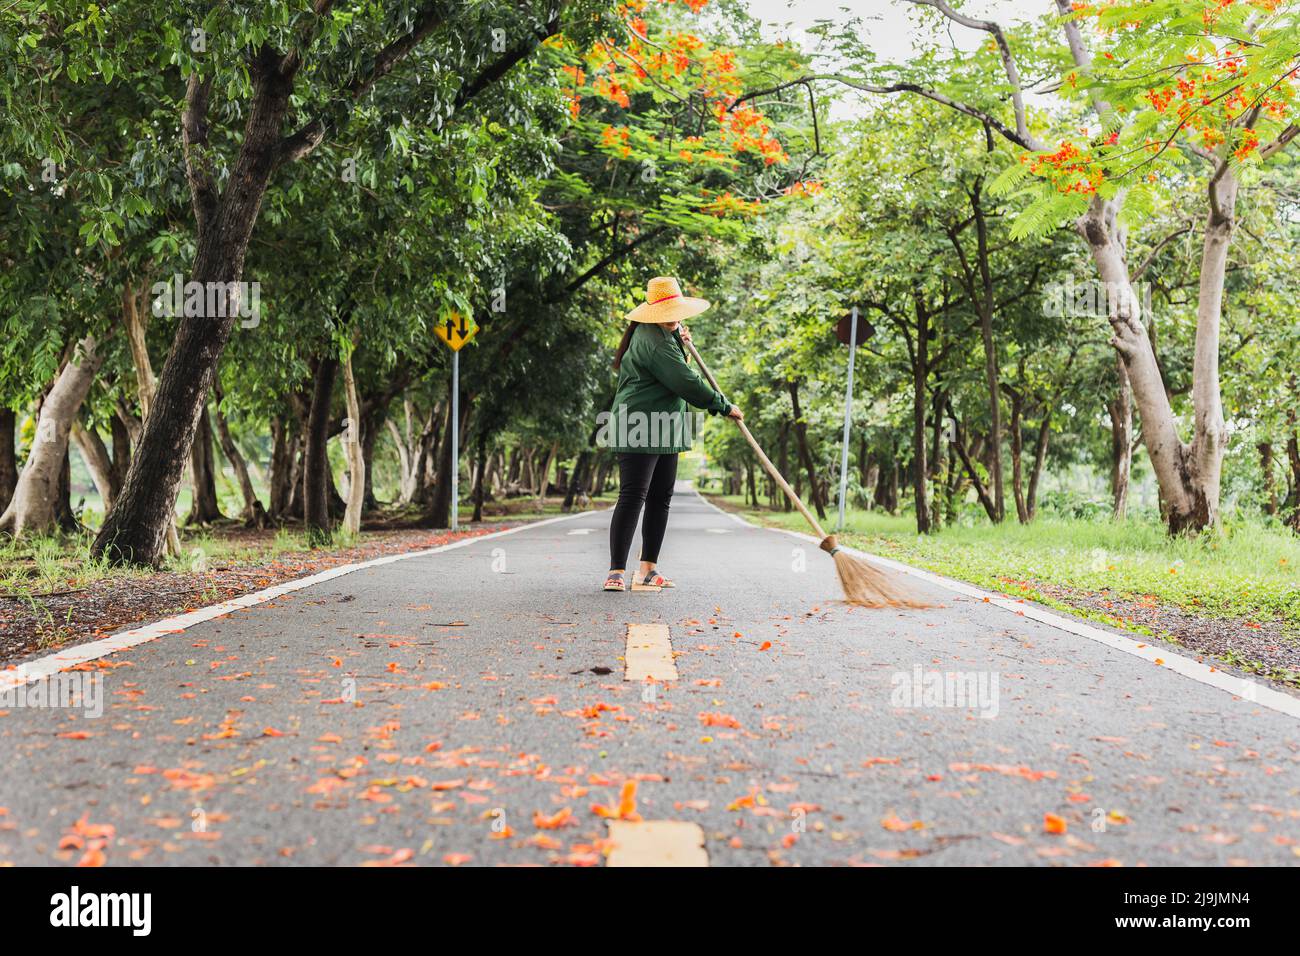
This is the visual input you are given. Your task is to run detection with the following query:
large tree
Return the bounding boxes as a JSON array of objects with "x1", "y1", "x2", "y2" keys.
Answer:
[
  {"x1": 14, "y1": 0, "x2": 608, "y2": 565},
  {"x1": 786, "y1": 0, "x2": 1300, "y2": 533}
]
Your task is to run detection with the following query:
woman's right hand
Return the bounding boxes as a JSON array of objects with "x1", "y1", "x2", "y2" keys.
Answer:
[{"x1": 727, "y1": 404, "x2": 744, "y2": 422}]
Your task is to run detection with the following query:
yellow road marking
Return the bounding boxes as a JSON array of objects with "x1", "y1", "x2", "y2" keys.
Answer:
[
  {"x1": 606, "y1": 820, "x2": 708, "y2": 867},
  {"x1": 624, "y1": 623, "x2": 677, "y2": 682}
]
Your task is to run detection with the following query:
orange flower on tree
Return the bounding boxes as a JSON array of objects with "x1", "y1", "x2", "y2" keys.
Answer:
[{"x1": 555, "y1": 0, "x2": 794, "y2": 225}]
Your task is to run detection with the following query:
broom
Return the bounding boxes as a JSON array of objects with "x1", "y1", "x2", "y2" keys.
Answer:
[{"x1": 684, "y1": 338, "x2": 930, "y2": 609}]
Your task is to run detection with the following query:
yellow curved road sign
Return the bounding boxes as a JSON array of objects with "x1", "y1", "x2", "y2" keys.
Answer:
[{"x1": 435, "y1": 311, "x2": 478, "y2": 352}]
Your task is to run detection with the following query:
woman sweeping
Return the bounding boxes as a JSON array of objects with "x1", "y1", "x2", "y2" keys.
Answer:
[{"x1": 603, "y1": 277, "x2": 743, "y2": 592}]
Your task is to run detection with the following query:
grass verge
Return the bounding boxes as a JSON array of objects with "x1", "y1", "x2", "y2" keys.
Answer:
[{"x1": 703, "y1": 493, "x2": 1300, "y2": 687}]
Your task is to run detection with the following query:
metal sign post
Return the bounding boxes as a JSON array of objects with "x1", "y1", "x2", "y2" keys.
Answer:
[
  {"x1": 836, "y1": 305, "x2": 859, "y2": 532},
  {"x1": 434, "y1": 311, "x2": 477, "y2": 532},
  {"x1": 451, "y1": 349, "x2": 459, "y2": 532}
]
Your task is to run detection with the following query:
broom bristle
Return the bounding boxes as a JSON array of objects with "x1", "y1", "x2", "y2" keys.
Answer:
[{"x1": 829, "y1": 546, "x2": 932, "y2": 609}]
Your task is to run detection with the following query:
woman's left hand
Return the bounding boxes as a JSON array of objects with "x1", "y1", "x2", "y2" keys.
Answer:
[{"x1": 678, "y1": 324, "x2": 693, "y2": 346}]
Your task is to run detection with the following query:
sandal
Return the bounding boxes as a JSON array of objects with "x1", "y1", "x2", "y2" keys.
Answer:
[
  {"x1": 603, "y1": 571, "x2": 626, "y2": 592},
  {"x1": 641, "y1": 570, "x2": 674, "y2": 588}
]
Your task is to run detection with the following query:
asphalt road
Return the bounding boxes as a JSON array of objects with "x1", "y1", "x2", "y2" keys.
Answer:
[{"x1": 1, "y1": 484, "x2": 1297, "y2": 866}]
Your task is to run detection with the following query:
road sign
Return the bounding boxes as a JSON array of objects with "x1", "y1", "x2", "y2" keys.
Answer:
[
  {"x1": 434, "y1": 311, "x2": 478, "y2": 352},
  {"x1": 433, "y1": 310, "x2": 477, "y2": 531},
  {"x1": 835, "y1": 310, "x2": 874, "y2": 347},
  {"x1": 450, "y1": 347, "x2": 460, "y2": 532}
]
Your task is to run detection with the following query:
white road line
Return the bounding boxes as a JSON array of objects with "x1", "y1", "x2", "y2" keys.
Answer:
[
  {"x1": 1, "y1": 509, "x2": 605, "y2": 691},
  {"x1": 624, "y1": 623, "x2": 677, "y2": 682},
  {"x1": 690, "y1": 484, "x2": 1300, "y2": 721},
  {"x1": 606, "y1": 820, "x2": 708, "y2": 867}
]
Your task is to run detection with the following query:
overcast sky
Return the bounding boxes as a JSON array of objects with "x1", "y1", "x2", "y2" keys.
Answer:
[
  {"x1": 736, "y1": 0, "x2": 1045, "y2": 117},
  {"x1": 739, "y1": 0, "x2": 1037, "y2": 59}
]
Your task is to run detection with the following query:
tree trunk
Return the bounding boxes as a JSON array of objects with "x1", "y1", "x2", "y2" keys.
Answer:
[
  {"x1": 592, "y1": 455, "x2": 611, "y2": 498},
  {"x1": 186, "y1": 405, "x2": 225, "y2": 526},
  {"x1": 473, "y1": 429, "x2": 489, "y2": 522},
  {"x1": 977, "y1": 315, "x2": 1004, "y2": 520},
  {"x1": 71, "y1": 418, "x2": 119, "y2": 513},
  {"x1": 971, "y1": 185, "x2": 1005, "y2": 522},
  {"x1": 0, "y1": 335, "x2": 104, "y2": 538},
  {"x1": 1027, "y1": 414, "x2": 1050, "y2": 521},
  {"x1": 1179, "y1": 170, "x2": 1235, "y2": 532},
  {"x1": 1009, "y1": 390, "x2": 1028, "y2": 524},
  {"x1": 0, "y1": 409, "x2": 16, "y2": 514},
  {"x1": 340, "y1": 350, "x2": 365, "y2": 536},
  {"x1": 910, "y1": 298, "x2": 931, "y2": 533},
  {"x1": 489, "y1": 449, "x2": 506, "y2": 496},
  {"x1": 360, "y1": 408, "x2": 381, "y2": 512},
  {"x1": 213, "y1": 388, "x2": 268, "y2": 528},
  {"x1": 777, "y1": 419, "x2": 792, "y2": 512},
  {"x1": 872, "y1": 458, "x2": 890, "y2": 512},
  {"x1": 564, "y1": 449, "x2": 591, "y2": 512},
  {"x1": 521, "y1": 447, "x2": 537, "y2": 493},
  {"x1": 115, "y1": 400, "x2": 141, "y2": 444},
  {"x1": 414, "y1": 400, "x2": 444, "y2": 506},
  {"x1": 860, "y1": 449, "x2": 879, "y2": 510},
  {"x1": 1107, "y1": 354, "x2": 1133, "y2": 520},
  {"x1": 92, "y1": 56, "x2": 297, "y2": 566},
  {"x1": 1285, "y1": 394, "x2": 1300, "y2": 534},
  {"x1": 787, "y1": 380, "x2": 826, "y2": 520},
  {"x1": 929, "y1": 390, "x2": 946, "y2": 531},
  {"x1": 285, "y1": 430, "x2": 307, "y2": 519},
  {"x1": 1286, "y1": 440, "x2": 1300, "y2": 533},
  {"x1": 55, "y1": 449, "x2": 78, "y2": 531},
  {"x1": 304, "y1": 357, "x2": 340, "y2": 543},
  {"x1": 119, "y1": 283, "x2": 181, "y2": 556},
  {"x1": 109, "y1": 412, "x2": 132, "y2": 498},
  {"x1": 387, "y1": 416, "x2": 420, "y2": 506},
  {"x1": 269, "y1": 415, "x2": 295, "y2": 521},
  {"x1": 1077, "y1": 176, "x2": 1234, "y2": 534},
  {"x1": 948, "y1": 399, "x2": 999, "y2": 523},
  {"x1": 1259, "y1": 442, "x2": 1277, "y2": 517},
  {"x1": 536, "y1": 440, "x2": 559, "y2": 504}
]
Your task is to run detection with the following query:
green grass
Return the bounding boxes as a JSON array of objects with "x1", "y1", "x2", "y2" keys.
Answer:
[
  {"x1": 707, "y1": 496, "x2": 1300, "y2": 630},
  {"x1": 0, "y1": 526, "x2": 317, "y2": 599},
  {"x1": 1, "y1": 495, "x2": 613, "y2": 601},
  {"x1": 0, "y1": 532, "x2": 148, "y2": 595}
]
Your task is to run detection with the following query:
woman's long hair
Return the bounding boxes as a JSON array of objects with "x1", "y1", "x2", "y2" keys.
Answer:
[{"x1": 613, "y1": 321, "x2": 637, "y2": 371}]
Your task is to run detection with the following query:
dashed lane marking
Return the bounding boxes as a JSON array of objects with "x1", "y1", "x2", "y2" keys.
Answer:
[
  {"x1": 624, "y1": 623, "x2": 677, "y2": 682},
  {"x1": 606, "y1": 820, "x2": 708, "y2": 867}
]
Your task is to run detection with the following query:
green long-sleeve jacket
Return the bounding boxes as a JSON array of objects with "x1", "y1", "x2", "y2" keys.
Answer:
[{"x1": 604, "y1": 323, "x2": 729, "y2": 455}]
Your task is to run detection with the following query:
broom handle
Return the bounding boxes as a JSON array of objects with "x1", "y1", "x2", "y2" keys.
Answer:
[{"x1": 684, "y1": 338, "x2": 830, "y2": 541}]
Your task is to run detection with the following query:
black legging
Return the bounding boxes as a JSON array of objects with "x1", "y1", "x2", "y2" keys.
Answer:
[{"x1": 608, "y1": 452, "x2": 678, "y2": 570}]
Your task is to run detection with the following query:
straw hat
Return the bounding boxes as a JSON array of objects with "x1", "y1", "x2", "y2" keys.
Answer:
[{"x1": 624, "y1": 276, "x2": 710, "y2": 324}]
